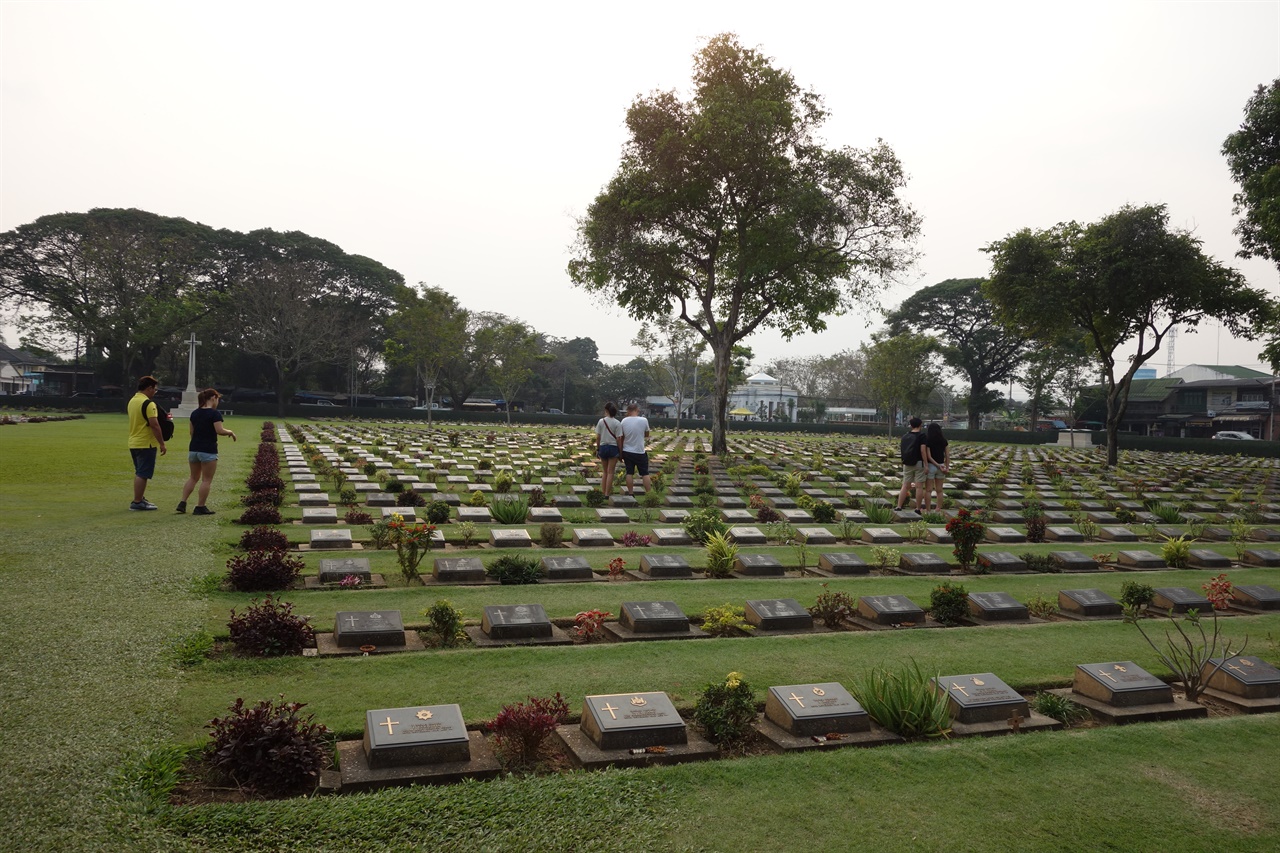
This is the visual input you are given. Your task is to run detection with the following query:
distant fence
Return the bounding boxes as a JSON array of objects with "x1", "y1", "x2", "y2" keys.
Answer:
[{"x1": 7, "y1": 397, "x2": 1278, "y2": 457}]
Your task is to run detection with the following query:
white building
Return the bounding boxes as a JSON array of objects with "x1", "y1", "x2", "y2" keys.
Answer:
[{"x1": 726, "y1": 372, "x2": 799, "y2": 422}]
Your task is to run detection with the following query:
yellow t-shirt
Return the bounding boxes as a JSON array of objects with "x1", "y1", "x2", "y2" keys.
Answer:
[{"x1": 128, "y1": 392, "x2": 159, "y2": 449}]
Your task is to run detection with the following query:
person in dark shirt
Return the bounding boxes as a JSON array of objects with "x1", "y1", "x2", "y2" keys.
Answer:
[
  {"x1": 176, "y1": 388, "x2": 237, "y2": 515},
  {"x1": 895, "y1": 416, "x2": 926, "y2": 511},
  {"x1": 921, "y1": 422, "x2": 951, "y2": 512}
]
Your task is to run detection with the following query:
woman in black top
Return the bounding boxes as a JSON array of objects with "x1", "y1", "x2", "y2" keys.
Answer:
[
  {"x1": 177, "y1": 388, "x2": 237, "y2": 515},
  {"x1": 921, "y1": 422, "x2": 950, "y2": 512}
]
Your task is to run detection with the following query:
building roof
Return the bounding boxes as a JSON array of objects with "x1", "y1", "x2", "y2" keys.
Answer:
[
  {"x1": 1168, "y1": 364, "x2": 1274, "y2": 380},
  {"x1": 0, "y1": 345, "x2": 50, "y2": 367},
  {"x1": 746, "y1": 372, "x2": 777, "y2": 383},
  {"x1": 1123, "y1": 377, "x2": 1183, "y2": 402}
]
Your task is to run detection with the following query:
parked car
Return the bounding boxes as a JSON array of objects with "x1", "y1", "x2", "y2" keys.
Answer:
[
  {"x1": 1212, "y1": 430, "x2": 1256, "y2": 440},
  {"x1": 300, "y1": 399, "x2": 336, "y2": 407}
]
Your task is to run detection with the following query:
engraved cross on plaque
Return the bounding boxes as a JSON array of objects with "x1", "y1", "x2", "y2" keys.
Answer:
[
  {"x1": 951, "y1": 682, "x2": 969, "y2": 696},
  {"x1": 346, "y1": 615, "x2": 360, "y2": 629},
  {"x1": 381, "y1": 716, "x2": 399, "y2": 735},
  {"x1": 788, "y1": 692, "x2": 806, "y2": 708},
  {"x1": 599, "y1": 703, "x2": 619, "y2": 720}
]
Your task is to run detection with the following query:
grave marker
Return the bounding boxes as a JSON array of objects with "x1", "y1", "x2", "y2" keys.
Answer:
[
  {"x1": 580, "y1": 692, "x2": 687, "y2": 750},
  {"x1": 932, "y1": 672, "x2": 1028, "y2": 724},
  {"x1": 1073, "y1": 661, "x2": 1172, "y2": 706},
  {"x1": 335, "y1": 610, "x2": 406, "y2": 647},
  {"x1": 745, "y1": 598, "x2": 813, "y2": 631},
  {"x1": 764, "y1": 682, "x2": 868, "y2": 736},
  {"x1": 481, "y1": 604, "x2": 553, "y2": 639},
  {"x1": 362, "y1": 704, "x2": 471, "y2": 768}
]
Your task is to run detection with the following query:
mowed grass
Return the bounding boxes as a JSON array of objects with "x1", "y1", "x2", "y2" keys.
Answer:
[
  {"x1": 0, "y1": 414, "x2": 247, "y2": 852},
  {"x1": 3, "y1": 415, "x2": 1280, "y2": 852}
]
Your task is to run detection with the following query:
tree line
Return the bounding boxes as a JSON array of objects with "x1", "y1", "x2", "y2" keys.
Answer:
[{"x1": 3, "y1": 37, "x2": 1277, "y2": 467}]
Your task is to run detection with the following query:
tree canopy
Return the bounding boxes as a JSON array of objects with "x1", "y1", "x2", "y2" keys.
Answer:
[
  {"x1": 0, "y1": 208, "x2": 233, "y2": 384},
  {"x1": 984, "y1": 203, "x2": 1269, "y2": 465},
  {"x1": 1223, "y1": 79, "x2": 1280, "y2": 267},
  {"x1": 568, "y1": 33, "x2": 919, "y2": 453},
  {"x1": 884, "y1": 278, "x2": 1028, "y2": 429},
  {"x1": 861, "y1": 331, "x2": 941, "y2": 433},
  {"x1": 230, "y1": 229, "x2": 405, "y2": 413}
]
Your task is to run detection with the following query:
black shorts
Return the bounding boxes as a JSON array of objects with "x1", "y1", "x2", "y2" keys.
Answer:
[
  {"x1": 130, "y1": 447, "x2": 157, "y2": 479},
  {"x1": 621, "y1": 450, "x2": 648, "y2": 476}
]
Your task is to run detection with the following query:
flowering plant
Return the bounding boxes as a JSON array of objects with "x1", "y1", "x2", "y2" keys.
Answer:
[
  {"x1": 339, "y1": 574, "x2": 362, "y2": 589},
  {"x1": 607, "y1": 557, "x2": 626, "y2": 579},
  {"x1": 387, "y1": 514, "x2": 437, "y2": 583},
  {"x1": 945, "y1": 507, "x2": 986, "y2": 572},
  {"x1": 1202, "y1": 573, "x2": 1233, "y2": 610},
  {"x1": 573, "y1": 609, "x2": 612, "y2": 642}
]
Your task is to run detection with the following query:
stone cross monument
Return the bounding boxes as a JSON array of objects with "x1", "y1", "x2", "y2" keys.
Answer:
[{"x1": 171, "y1": 332, "x2": 201, "y2": 417}]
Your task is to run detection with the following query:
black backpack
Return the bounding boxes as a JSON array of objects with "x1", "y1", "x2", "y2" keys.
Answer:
[
  {"x1": 144, "y1": 398, "x2": 176, "y2": 441},
  {"x1": 900, "y1": 431, "x2": 924, "y2": 465}
]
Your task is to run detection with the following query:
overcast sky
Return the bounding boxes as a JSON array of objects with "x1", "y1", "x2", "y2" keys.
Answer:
[{"x1": 3, "y1": 0, "x2": 1279, "y2": 382}]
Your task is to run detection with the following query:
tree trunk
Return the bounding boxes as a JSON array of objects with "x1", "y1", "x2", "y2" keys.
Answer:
[
  {"x1": 968, "y1": 378, "x2": 982, "y2": 430},
  {"x1": 710, "y1": 340, "x2": 731, "y2": 455},
  {"x1": 275, "y1": 362, "x2": 288, "y2": 418},
  {"x1": 1104, "y1": 386, "x2": 1122, "y2": 467}
]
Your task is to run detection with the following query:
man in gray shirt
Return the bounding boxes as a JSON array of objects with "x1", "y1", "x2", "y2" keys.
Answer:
[{"x1": 619, "y1": 402, "x2": 652, "y2": 496}]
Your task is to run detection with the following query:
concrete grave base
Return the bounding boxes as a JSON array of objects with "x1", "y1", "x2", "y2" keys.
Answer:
[
  {"x1": 1046, "y1": 688, "x2": 1207, "y2": 724},
  {"x1": 304, "y1": 573, "x2": 388, "y2": 590},
  {"x1": 623, "y1": 569, "x2": 694, "y2": 582},
  {"x1": 845, "y1": 614, "x2": 942, "y2": 631},
  {"x1": 297, "y1": 543, "x2": 365, "y2": 552},
  {"x1": 336, "y1": 733, "x2": 500, "y2": 792},
  {"x1": 555, "y1": 724, "x2": 718, "y2": 770},
  {"x1": 945, "y1": 710, "x2": 1062, "y2": 739},
  {"x1": 1198, "y1": 686, "x2": 1280, "y2": 715},
  {"x1": 315, "y1": 631, "x2": 426, "y2": 656},
  {"x1": 464, "y1": 625, "x2": 574, "y2": 648},
  {"x1": 602, "y1": 622, "x2": 710, "y2": 642},
  {"x1": 1054, "y1": 609, "x2": 1124, "y2": 622},
  {"x1": 753, "y1": 716, "x2": 903, "y2": 752}
]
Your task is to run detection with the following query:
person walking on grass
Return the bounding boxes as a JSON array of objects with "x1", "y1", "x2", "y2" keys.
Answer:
[
  {"x1": 921, "y1": 421, "x2": 950, "y2": 512},
  {"x1": 619, "y1": 402, "x2": 652, "y2": 497},
  {"x1": 177, "y1": 388, "x2": 237, "y2": 515},
  {"x1": 895, "y1": 416, "x2": 926, "y2": 512},
  {"x1": 594, "y1": 401, "x2": 623, "y2": 497},
  {"x1": 127, "y1": 375, "x2": 167, "y2": 511}
]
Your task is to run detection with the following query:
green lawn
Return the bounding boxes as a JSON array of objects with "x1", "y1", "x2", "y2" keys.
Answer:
[{"x1": 2, "y1": 415, "x2": 1279, "y2": 853}]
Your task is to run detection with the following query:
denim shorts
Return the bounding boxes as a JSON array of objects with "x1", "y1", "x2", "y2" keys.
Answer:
[
  {"x1": 131, "y1": 447, "x2": 157, "y2": 479},
  {"x1": 189, "y1": 451, "x2": 219, "y2": 463},
  {"x1": 926, "y1": 463, "x2": 943, "y2": 478},
  {"x1": 598, "y1": 444, "x2": 619, "y2": 460}
]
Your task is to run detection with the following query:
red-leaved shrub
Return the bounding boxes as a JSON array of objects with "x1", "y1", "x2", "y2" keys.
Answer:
[
  {"x1": 228, "y1": 595, "x2": 315, "y2": 655},
  {"x1": 228, "y1": 549, "x2": 303, "y2": 591},
  {"x1": 206, "y1": 695, "x2": 328, "y2": 795}
]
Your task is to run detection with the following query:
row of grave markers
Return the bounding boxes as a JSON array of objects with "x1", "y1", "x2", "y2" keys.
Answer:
[
  {"x1": 332, "y1": 653, "x2": 1280, "y2": 793},
  {"x1": 309, "y1": 583, "x2": 1280, "y2": 658}
]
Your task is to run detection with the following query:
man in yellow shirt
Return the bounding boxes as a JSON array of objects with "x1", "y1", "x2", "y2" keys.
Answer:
[{"x1": 127, "y1": 375, "x2": 168, "y2": 510}]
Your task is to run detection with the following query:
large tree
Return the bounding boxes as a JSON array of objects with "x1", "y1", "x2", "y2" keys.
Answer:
[
  {"x1": 568, "y1": 33, "x2": 919, "y2": 454},
  {"x1": 487, "y1": 321, "x2": 548, "y2": 425},
  {"x1": 436, "y1": 311, "x2": 510, "y2": 410},
  {"x1": 231, "y1": 229, "x2": 404, "y2": 414},
  {"x1": 884, "y1": 278, "x2": 1028, "y2": 430},
  {"x1": 984, "y1": 204, "x2": 1269, "y2": 466},
  {"x1": 385, "y1": 284, "x2": 468, "y2": 425},
  {"x1": 0, "y1": 208, "x2": 232, "y2": 385},
  {"x1": 862, "y1": 331, "x2": 942, "y2": 433},
  {"x1": 1017, "y1": 337, "x2": 1092, "y2": 432},
  {"x1": 1223, "y1": 79, "x2": 1280, "y2": 267},
  {"x1": 633, "y1": 317, "x2": 707, "y2": 432}
]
